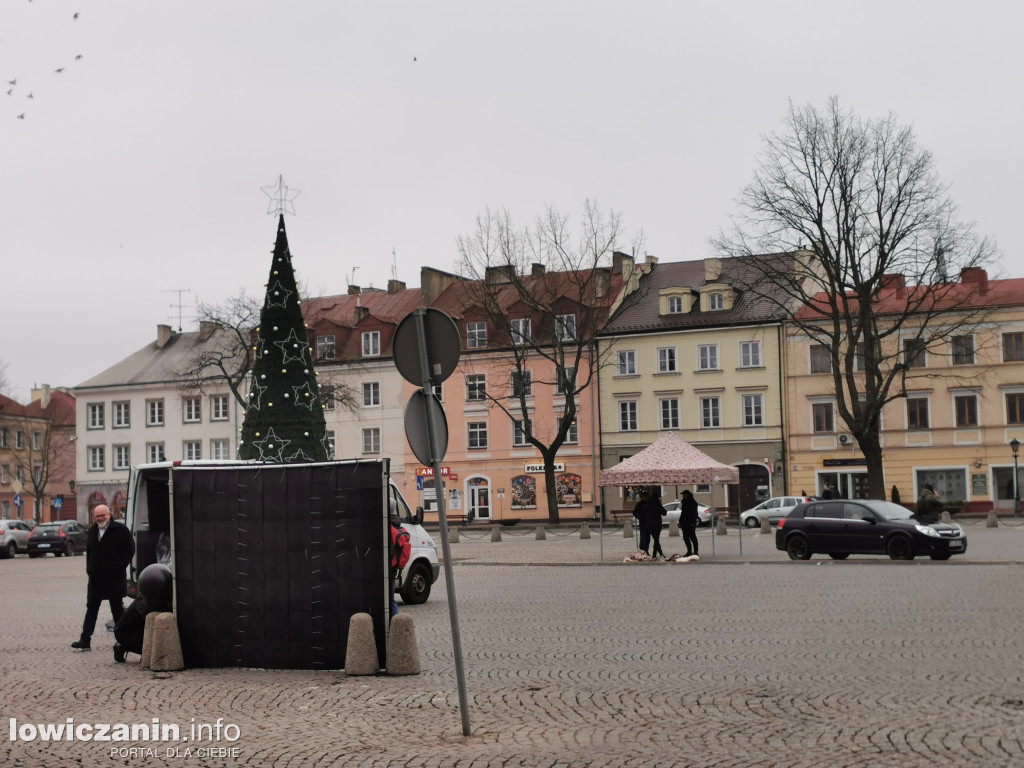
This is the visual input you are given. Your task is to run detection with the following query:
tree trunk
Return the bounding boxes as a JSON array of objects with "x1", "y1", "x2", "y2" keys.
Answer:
[
  {"x1": 860, "y1": 439, "x2": 886, "y2": 500},
  {"x1": 541, "y1": 449, "x2": 560, "y2": 525}
]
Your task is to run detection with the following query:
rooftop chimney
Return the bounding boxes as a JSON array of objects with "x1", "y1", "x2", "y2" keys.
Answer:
[
  {"x1": 420, "y1": 266, "x2": 465, "y2": 304},
  {"x1": 354, "y1": 306, "x2": 369, "y2": 324},
  {"x1": 611, "y1": 251, "x2": 633, "y2": 275},
  {"x1": 960, "y1": 267, "x2": 989, "y2": 293},
  {"x1": 531, "y1": 263, "x2": 546, "y2": 277},
  {"x1": 348, "y1": 285, "x2": 361, "y2": 295},
  {"x1": 156, "y1": 324, "x2": 174, "y2": 349},
  {"x1": 199, "y1": 320, "x2": 217, "y2": 342},
  {"x1": 485, "y1": 265, "x2": 516, "y2": 285},
  {"x1": 387, "y1": 279, "x2": 406, "y2": 293}
]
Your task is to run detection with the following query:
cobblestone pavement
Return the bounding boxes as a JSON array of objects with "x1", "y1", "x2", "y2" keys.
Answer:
[{"x1": 2, "y1": 520, "x2": 1023, "y2": 768}]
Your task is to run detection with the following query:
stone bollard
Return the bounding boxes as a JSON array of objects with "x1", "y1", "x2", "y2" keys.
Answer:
[
  {"x1": 987, "y1": 509, "x2": 999, "y2": 528},
  {"x1": 761, "y1": 516, "x2": 772, "y2": 534},
  {"x1": 579, "y1": 522, "x2": 591, "y2": 539},
  {"x1": 386, "y1": 614, "x2": 421, "y2": 675},
  {"x1": 345, "y1": 613, "x2": 379, "y2": 676},
  {"x1": 623, "y1": 523, "x2": 633, "y2": 539},
  {"x1": 448, "y1": 527, "x2": 460, "y2": 543},
  {"x1": 490, "y1": 525, "x2": 502, "y2": 542},
  {"x1": 535, "y1": 525, "x2": 546, "y2": 540},
  {"x1": 148, "y1": 613, "x2": 184, "y2": 672},
  {"x1": 940, "y1": 510, "x2": 952, "y2": 523},
  {"x1": 140, "y1": 612, "x2": 158, "y2": 669},
  {"x1": 716, "y1": 515, "x2": 728, "y2": 536},
  {"x1": 668, "y1": 520, "x2": 679, "y2": 537}
]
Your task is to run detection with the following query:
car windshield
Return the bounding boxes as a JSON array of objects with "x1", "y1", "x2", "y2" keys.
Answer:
[
  {"x1": 869, "y1": 502, "x2": 915, "y2": 521},
  {"x1": 37, "y1": 523, "x2": 60, "y2": 531}
]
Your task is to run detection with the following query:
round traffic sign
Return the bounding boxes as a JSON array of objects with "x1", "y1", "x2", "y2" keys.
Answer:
[
  {"x1": 404, "y1": 390, "x2": 449, "y2": 466},
  {"x1": 393, "y1": 308, "x2": 461, "y2": 386}
]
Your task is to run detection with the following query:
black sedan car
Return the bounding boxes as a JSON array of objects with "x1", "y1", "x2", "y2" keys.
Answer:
[
  {"x1": 27, "y1": 520, "x2": 89, "y2": 557},
  {"x1": 776, "y1": 499, "x2": 967, "y2": 561}
]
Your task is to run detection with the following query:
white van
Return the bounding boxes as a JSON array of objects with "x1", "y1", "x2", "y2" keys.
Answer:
[{"x1": 125, "y1": 460, "x2": 439, "y2": 606}]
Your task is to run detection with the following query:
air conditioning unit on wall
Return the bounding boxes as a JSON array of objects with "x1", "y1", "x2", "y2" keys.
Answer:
[{"x1": 838, "y1": 433, "x2": 853, "y2": 446}]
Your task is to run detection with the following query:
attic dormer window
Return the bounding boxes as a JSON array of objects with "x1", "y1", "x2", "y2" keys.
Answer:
[
  {"x1": 709, "y1": 293, "x2": 724, "y2": 311},
  {"x1": 667, "y1": 296, "x2": 682, "y2": 314}
]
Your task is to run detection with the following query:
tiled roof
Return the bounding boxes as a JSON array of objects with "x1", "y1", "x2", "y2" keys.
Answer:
[
  {"x1": 24, "y1": 389, "x2": 76, "y2": 426},
  {"x1": 600, "y1": 254, "x2": 795, "y2": 336},
  {"x1": 305, "y1": 288, "x2": 426, "y2": 328}
]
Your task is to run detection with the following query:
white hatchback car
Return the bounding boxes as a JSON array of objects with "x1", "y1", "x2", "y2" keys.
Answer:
[
  {"x1": 634, "y1": 500, "x2": 713, "y2": 528},
  {"x1": 739, "y1": 496, "x2": 814, "y2": 528}
]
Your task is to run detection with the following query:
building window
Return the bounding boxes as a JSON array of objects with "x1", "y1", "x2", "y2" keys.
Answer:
[
  {"x1": 740, "y1": 341, "x2": 761, "y2": 368},
  {"x1": 698, "y1": 344, "x2": 719, "y2": 370},
  {"x1": 211, "y1": 394, "x2": 229, "y2": 421},
  {"x1": 184, "y1": 441, "x2": 201, "y2": 461},
  {"x1": 617, "y1": 350, "x2": 637, "y2": 375},
  {"x1": 468, "y1": 422, "x2": 488, "y2": 449},
  {"x1": 320, "y1": 385, "x2": 336, "y2": 411},
  {"x1": 700, "y1": 397, "x2": 721, "y2": 429},
  {"x1": 657, "y1": 347, "x2": 677, "y2": 373},
  {"x1": 955, "y1": 394, "x2": 979, "y2": 427},
  {"x1": 183, "y1": 397, "x2": 201, "y2": 423},
  {"x1": 853, "y1": 343, "x2": 866, "y2": 372},
  {"x1": 0, "y1": 428, "x2": 6, "y2": 448},
  {"x1": 709, "y1": 292, "x2": 724, "y2": 310},
  {"x1": 466, "y1": 374, "x2": 486, "y2": 402},
  {"x1": 1007, "y1": 393, "x2": 1024, "y2": 425},
  {"x1": 0, "y1": 464, "x2": 8, "y2": 484},
  {"x1": 556, "y1": 367, "x2": 576, "y2": 396},
  {"x1": 113, "y1": 444, "x2": 131, "y2": 470},
  {"x1": 557, "y1": 417, "x2": 579, "y2": 444},
  {"x1": 742, "y1": 394, "x2": 764, "y2": 427},
  {"x1": 511, "y1": 318, "x2": 531, "y2": 345},
  {"x1": 466, "y1": 322, "x2": 487, "y2": 349},
  {"x1": 15, "y1": 431, "x2": 24, "y2": 450},
  {"x1": 87, "y1": 446, "x2": 104, "y2": 472},
  {"x1": 211, "y1": 439, "x2": 230, "y2": 460},
  {"x1": 555, "y1": 314, "x2": 576, "y2": 342},
  {"x1": 1004, "y1": 332, "x2": 1024, "y2": 362},
  {"x1": 660, "y1": 398, "x2": 680, "y2": 430},
  {"x1": 952, "y1": 335, "x2": 975, "y2": 365},
  {"x1": 812, "y1": 402, "x2": 834, "y2": 433},
  {"x1": 147, "y1": 443, "x2": 165, "y2": 463},
  {"x1": 513, "y1": 419, "x2": 530, "y2": 447},
  {"x1": 326, "y1": 431, "x2": 336, "y2": 458},
  {"x1": 432, "y1": 383, "x2": 443, "y2": 401},
  {"x1": 361, "y1": 427, "x2": 381, "y2": 454},
  {"x1": 362, "y1": 382, "x2": 380, "y2": 407},
  {"x1": 87, "y1": 403, "x2": 104, "y2": 429},
  {"x1": 511, "y1": 370, "x2": 532, "y2": 399},
  {"x1": 810, "y1": 345, "x2": 831, "y2": 374},
  {"x1": 362, "y1": 331, "x2": 380, "y2": 357},
  {"x1": 32, "y1": 431, "x2": 42, "y2": 451},
  {"x1": 907, "y1": 398, "x2": 930, "y2": 430},
  {"x1": 904, "y1": 338, "x2": 927, "y2": 368},
  {"x1": 667, "y1": 296, "x2": 683, "y2": 314},
  {"x1": 147, "y1": 399, "x2": 165, "y2": 427},
  {"x1": 113, "y1": 401, "x2": 131, "y2": 428},
  {"x1": 619, "y1": 401, "x2": 638, "y2": 432},
  {"x1": 316, "y1": 335, "x2": 336, "y2": 360}
]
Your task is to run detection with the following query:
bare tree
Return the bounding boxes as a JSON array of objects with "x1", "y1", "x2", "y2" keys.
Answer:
[
  {"x1": 457, "y1": 201, "x2": 639, "y2": 523},
  {"x1": 0, "y1": 361, "x2": 10, "y2": 397},
  {"x1": 715, "y1": 98, "x2": 997, "y2": 498},
  {"x1": 6, "y1": 415, "x2": 51, "y2": 521}
]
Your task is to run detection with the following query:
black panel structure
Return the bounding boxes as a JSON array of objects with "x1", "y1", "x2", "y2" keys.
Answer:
[{"x1": 154, "y1": 461, "x2": 388, "y2": 669}]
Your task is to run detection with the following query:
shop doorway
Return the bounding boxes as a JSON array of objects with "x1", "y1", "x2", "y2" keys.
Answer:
[
  {"x1": 468, "y1": 476, "x2": 491, "y2": 520},
  {"x1": 818, "y1": 471, "x2": 869, "y2": 499}
]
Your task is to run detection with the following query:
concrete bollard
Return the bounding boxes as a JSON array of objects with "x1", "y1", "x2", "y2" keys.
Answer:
[
  {"x1": 448, "y1": 527, "x2": 460, "y2": 543},
  {"x1": 345, "y1": 613, "x2": 379, "y2": 676},
  {"x1": 761, "y1": 517, "x2": 772, "y2": 534},
  {"x1": 535, "y1": 525, "x2": 546, "y2": 540},
  {"x1": 668, "y1": 520, "x2": 679, "y2": 537},
  {"x1": 623, "y1": 523, "x2": 633, "y2": 539},
  {"x1": 987, "y1": 509, "x2": 999, "y2": 528},
  {"x1": 140, "y1": 612, "x2": 158, "y2": 669},
  {"x1": 579, "y1": 522, "x2": 591, "y2": 539},
  {"x1": 386, "y1": 614, "x2": 421, "y2": 676},
  {"x1": 148, "y1": 613, "x2": 184, "y2": 672},
  {"x1": 716, "y1": 515, "x2": 728, "y2": 535},
  {"x1": 940, "y1": 510, "x2": 952, "y2": 523},
  {"x1": 490, "y1": 525, "x2": 502, "y2": 542}
]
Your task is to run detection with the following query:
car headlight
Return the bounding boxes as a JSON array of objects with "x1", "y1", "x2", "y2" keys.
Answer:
[{"x1": 914, "y1": 525, "x2": 940, "y2": 538}]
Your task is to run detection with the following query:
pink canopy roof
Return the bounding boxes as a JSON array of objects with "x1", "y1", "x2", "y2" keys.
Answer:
[{"x1": 599, "y1": 432, "x2": 740, "y2": 486}]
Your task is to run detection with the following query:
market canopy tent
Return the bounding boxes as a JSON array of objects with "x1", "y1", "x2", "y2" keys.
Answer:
[{"x1": 599, "y1": 431, "x2": 739, "y2": 487}]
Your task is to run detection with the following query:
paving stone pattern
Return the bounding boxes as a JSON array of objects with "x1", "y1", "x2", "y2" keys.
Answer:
[{"x1": 2, "y1": 521, "x2": 1023, "y2": 767}]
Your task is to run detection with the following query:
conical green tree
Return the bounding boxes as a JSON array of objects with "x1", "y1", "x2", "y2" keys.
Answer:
[{"x1": 238, "y1": 215, "x2": 330, "y2": 462}]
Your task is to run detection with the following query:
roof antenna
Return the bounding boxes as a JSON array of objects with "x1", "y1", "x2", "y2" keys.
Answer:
[
  {"x1": 163, "y1": 288, "x2": 191, "y2": 332},
  {"x1": 391, "y1": 247, "x2": 399, "y2": 281}
]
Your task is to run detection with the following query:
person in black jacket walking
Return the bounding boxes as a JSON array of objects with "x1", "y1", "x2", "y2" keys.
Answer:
[
  {"x1": 679, "y1": 489, "x2": 700, "y2": 558},
  {"x1": 633, "y1": 486, "x2": 667, "y2": 559},
  {"x1": 71, "y1": 505, "x2": 135, "y2": 651}
]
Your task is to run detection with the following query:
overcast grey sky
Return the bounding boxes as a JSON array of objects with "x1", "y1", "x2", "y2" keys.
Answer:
[{"x1": 3, "y1": 1, "x2": 1021, "y2": 402}]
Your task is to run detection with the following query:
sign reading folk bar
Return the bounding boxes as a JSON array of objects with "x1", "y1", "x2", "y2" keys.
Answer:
[
  {"x1": 416, "y1": 466, "x2": 451, "y2": 477},
  {"x1": 525, "y1": 462, "x2": 564, "y2": 473}
]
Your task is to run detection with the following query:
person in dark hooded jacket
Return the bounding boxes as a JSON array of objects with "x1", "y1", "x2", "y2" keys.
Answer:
[{"x1": 633, "y1": 486, "x2": 667, "y2": 559}]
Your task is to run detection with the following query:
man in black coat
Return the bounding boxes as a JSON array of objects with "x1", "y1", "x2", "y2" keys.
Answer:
[{"x1": 71, "y1": 504, "x2": 135, "y2": 651}]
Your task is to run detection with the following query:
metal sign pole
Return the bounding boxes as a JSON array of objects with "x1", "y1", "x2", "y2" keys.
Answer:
[{"x1": 413, "y1": 310, "x2": 472, "y2": 736}]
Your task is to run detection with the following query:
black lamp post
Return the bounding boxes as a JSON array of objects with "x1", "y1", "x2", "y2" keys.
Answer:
[{"x1": 1011, "y1": 438, "x2": 1021, "y2": 516}]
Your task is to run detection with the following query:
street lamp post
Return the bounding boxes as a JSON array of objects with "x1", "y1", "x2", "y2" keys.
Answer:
[{"x1": 1011, "y1": 438, "x2": 1021, "y2": 516}]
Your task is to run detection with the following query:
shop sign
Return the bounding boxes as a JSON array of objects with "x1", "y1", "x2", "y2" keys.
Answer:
[{"x1": 525, "y1": 462, "x2": 564, "y2": 474}]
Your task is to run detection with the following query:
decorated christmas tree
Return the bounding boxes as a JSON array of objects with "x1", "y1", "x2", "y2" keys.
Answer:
[{"x1": 238, "y1": 179, "x2": 329, "y2": 462}]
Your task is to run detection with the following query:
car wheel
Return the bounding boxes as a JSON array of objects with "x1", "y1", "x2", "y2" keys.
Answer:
[
  {"x1": 828, "y1": 553, "x2": 850, "y2": 560},
  {"x1": 785, "y1": 535, "x2": 812, "y2": 560},
  {"x1": 64, "y1": 541, "x2": 75, "y2": 557},
  {"x1": 886, "y1": 536, "x2": 914, "y2": 560},
  {"x1": 2, "y1": 541, "x2": 15, "y2": 559},
  {"x1": 399, "y1": 561, "x2": 432, "y2": 605},
  {"x1": 929, "y1": 553, "x2": 951, "y2": 561},
  {"x1": 744, "y1": 516, "x2": 760, "y2": 528}
]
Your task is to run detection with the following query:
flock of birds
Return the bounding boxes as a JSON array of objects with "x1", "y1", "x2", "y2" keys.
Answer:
[{"x1": 6, "y1": 8, "x2": 83, "y2": 120}]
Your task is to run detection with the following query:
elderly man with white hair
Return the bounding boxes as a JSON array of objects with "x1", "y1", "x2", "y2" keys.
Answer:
[{"x1": 71, "y1": 504, "x2": 135, "y2": 652}]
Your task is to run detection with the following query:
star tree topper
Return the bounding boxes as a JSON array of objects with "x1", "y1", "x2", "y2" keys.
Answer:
[{"x1": 262, "y1": 175, "x2": 301, "y2": 216}]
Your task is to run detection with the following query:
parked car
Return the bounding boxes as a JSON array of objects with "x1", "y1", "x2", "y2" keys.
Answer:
[
  {"x1": 775, "y1": 499, "x2": 967, "y2": 561},
  {"x1": 0, "y1": 519, "x2": 35, "y2": 558},
  {"x1": 27, "y1": 521, "x2": 89, "y2": 557},
  {"x1": 634, "y1": 500, "x2": 713, "y2": 528},
  {"x1": 739, "y1": 496, "x2": 815, "y2": 528}
]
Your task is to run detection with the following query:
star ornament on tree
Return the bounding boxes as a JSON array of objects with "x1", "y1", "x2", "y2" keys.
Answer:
[
  {"x1": 264, "y1": 280, "x2": 294, "y2": 309},
  {"x1": 261, "y1": 175, "x2": 301, "y2": 216},
  {"x1": 274, "y1": 328, "x2": 310, "y2": 364},
  {"x1": 251, "y1": 428, "x2": 290, "y2": 463}
]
